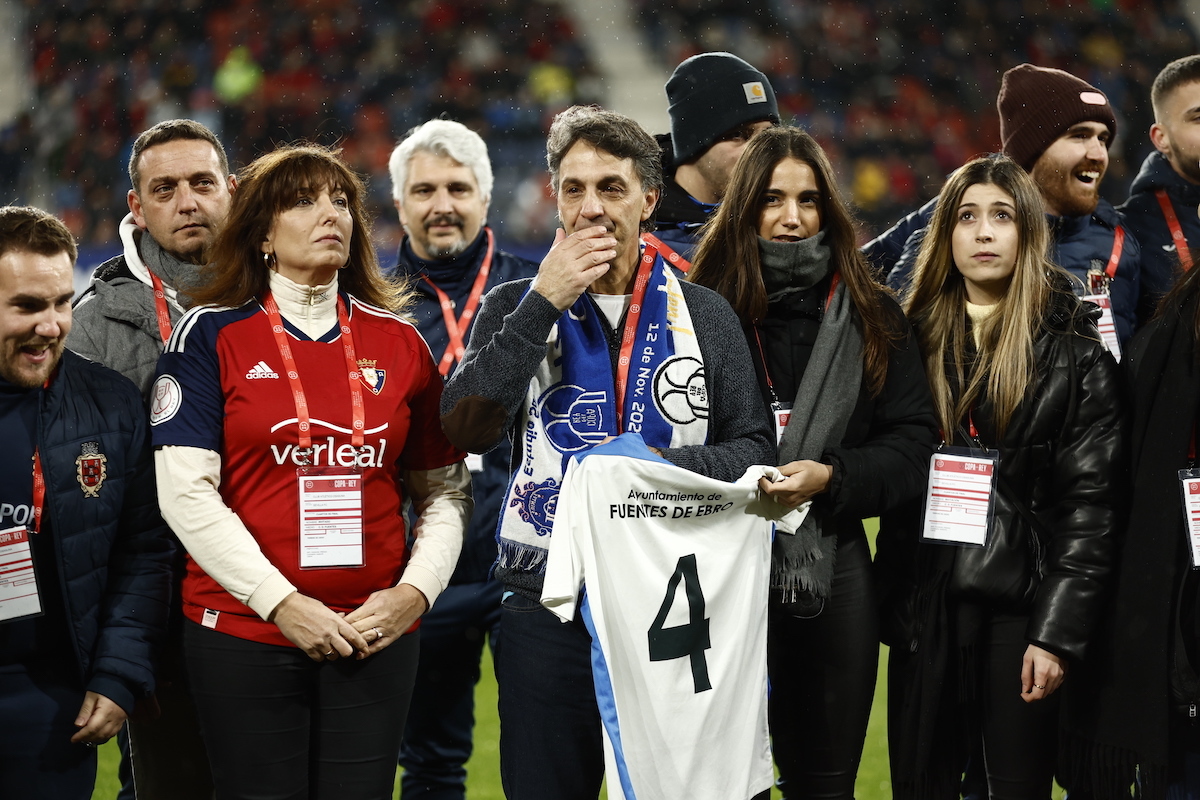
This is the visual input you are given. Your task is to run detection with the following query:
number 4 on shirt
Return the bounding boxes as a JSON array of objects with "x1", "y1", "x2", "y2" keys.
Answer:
[{"x1": 647, "y1": 554, "x2": 712, "y2": 693}]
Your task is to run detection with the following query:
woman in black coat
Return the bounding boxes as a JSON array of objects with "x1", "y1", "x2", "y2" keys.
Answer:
[
  {"x1": 1058, "y1": 250, "x2": 1200, "y2": 800},
  {"x1": 880, "y1": 155, "x2": 1126, "y2": 800},
  {"x1": 689, "y1": 126, "x2": 938, "y2": 800}
]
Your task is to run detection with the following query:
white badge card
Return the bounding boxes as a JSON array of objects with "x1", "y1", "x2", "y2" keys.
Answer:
[
  {"x1": 921, "y1": 449, "x2": 999, "y2": 547},
  {"x1": 1082, "y1": 293, "x2": 1122, "y2": 362},
  {"x1": 771, "y1": 401, "x2": 793, "y2": 447},
  {"x1": 298, "y1": 468, "x2": 365, "y2": 569},
  {"x1": 0, "y1": 525, "x2": 42, "y2": 623},
  {"x1": 1179, "y1": 468, "x2": 1200, "y2": 568},
  {"x1": 465, "y1": 453, "x2": 484, "y2": 473}
]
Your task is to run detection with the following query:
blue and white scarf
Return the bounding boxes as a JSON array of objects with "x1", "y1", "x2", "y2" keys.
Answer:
[{"x1": 498, "y1": 252, "x2": 709, "y2": 573}]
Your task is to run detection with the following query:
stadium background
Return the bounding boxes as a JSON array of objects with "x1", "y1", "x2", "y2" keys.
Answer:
[{"x1": 0, "y1": 0, "x2": 1192, "y2": 797}]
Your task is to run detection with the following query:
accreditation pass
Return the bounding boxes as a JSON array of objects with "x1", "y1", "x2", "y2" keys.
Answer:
[
  {"x1": 0, "y1": 525, "x2": 41, "y2": 622},
  {"x1": 922, "y1": 450, "x2": 999, "y2": 547},
  {"x1": 1179, "y1": 469, "x2": 1200, "y2": 567},
  {"x1": 298, "y1": 469, "x2": 364, "y2": 569},
  {"x1": 1082, "y1": 293, "x2": 1122, "y2": 362}
]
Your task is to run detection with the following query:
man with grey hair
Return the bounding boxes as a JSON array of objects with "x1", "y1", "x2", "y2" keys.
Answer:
[
  {"x1": 440, "y1": 105, "x2": 773, "y2": 799},
  {"x1": 387, "y1": 118, "x2": 537, "y2": 799},
  {"x1": 66, "y1": 118, "x2": 234, "y2": 800}
]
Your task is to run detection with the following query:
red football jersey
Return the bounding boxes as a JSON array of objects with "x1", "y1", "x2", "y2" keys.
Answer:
[{"x1": 152, "y1": 294, "x2": 462, "y2": 645}]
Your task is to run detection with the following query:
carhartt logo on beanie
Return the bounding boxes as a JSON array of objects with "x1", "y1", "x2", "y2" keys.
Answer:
[
  {"x1": 997, "y1": 64, "x2": 1117, "y2": 171},
  {"x1": 666, "y1": 52, "x2": 780, "y2": 165}
]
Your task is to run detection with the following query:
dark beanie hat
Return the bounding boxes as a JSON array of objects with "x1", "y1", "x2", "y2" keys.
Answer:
[
  {"x1": 666, "y1": 52, "x2": 780, "y2": 165},
  {"x1": 998, "y1": 64, "x2": 1117, "y2": 170}
]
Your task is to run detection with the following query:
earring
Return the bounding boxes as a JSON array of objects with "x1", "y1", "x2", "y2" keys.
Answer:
[{"x1": 263, "y1": 251, "x2": 276, "y2": 269}]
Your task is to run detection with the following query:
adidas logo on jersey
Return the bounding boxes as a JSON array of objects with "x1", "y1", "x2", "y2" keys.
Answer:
[{"x1": 246, "y1": 361, "x2": 280, "y2": 379}]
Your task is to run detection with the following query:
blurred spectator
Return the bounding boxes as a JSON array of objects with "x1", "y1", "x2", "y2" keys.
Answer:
[
  {"x1": 635, "y1": 0, "x2": 1198, "y2": 238},
  {"x1": 1, "y1": 0, "x2": 595, "y2": 263},
  {"x1": 4, "y1": 0, "x2": 1195, "y2": 253}
]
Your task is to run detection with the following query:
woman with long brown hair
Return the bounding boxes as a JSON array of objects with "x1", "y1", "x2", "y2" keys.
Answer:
[
  {"x1": 690, "y1": 125, "x2": 938, "y2": 799},
  {"x1": 880, "y1": 155, "x2": 1125, "y2": 799},
  {"x1": 150, "y1": 144, "x2": 470, "y2": 799}
]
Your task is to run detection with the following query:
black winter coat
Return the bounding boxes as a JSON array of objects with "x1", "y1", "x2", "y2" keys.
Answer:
[
  {"x1": 750, "y1": 278, "x2": 938, "y2": 538},
  {"x1": 878, "y1": 294, "x2": 1127, "y2": 661}
]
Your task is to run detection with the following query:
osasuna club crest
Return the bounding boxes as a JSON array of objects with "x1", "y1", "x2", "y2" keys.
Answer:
[
  {"x1": 358, "y1": 358, "x2": 386, "y2": 395},
  {"x1": 76, "y1": 441, "x2": 107, "y2": 498}
]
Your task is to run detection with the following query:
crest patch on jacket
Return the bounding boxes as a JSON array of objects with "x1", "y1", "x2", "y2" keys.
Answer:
[{"x1": 76, "y1": 441, "x2": 107, "y2": 497}]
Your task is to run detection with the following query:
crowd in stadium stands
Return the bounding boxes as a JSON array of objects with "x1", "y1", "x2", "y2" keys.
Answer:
[
  {"x1": 0, "y1": 0, "x2": 596, "y2": 254},
  {"x1": 1, "y1": 0, "x2": 1198, "y2": 256},
  {"x1": 637, "y1": 0, "x2": 1198, "y2": 233}
]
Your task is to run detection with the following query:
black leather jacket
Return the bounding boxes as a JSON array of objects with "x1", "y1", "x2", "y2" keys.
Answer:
[{"x1": 878, "y1": 293, "x2": 1127, "y2": 661}]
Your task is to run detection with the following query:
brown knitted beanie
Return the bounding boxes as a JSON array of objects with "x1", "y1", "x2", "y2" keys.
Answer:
[{"x1": 997, "y1": 64, "x2": 1116, "y2": 170}]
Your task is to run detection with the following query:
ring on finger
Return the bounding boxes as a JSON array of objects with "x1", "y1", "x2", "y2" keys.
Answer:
[
  {"x1": 1034, "y1": 683, "x2": 1046, "y2": 689},
  {"x1": 372, "y1": 626, "x2": 383, "y2": 641}
]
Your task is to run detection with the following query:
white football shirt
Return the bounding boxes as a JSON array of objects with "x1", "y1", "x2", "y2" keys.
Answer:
[{"x1": 542, "y1": 434, "x2": 802, "y2": 800}]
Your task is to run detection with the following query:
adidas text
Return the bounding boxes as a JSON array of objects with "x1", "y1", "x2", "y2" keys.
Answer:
[{"x1": 247, "y1": 361, "x2": 279, "y2": 379}]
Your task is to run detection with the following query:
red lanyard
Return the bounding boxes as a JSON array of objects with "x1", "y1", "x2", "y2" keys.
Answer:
[
  {"x1": 935, "y1": 410, "x2": 986, "y2": 450},
  {"x1": 423, "y1": 228, "x2": 495, "y2": 377},
  {"x1": 1156, "y1": 189, "x2": 1194, "y2": 272},
  {"x1": 1105, "y1": 226, "x2": 1125, "y2": 280},
  {"x1": 1089, "y1": 227, "x2": 1125, "y2": 294},
  {"x1": 752, "y1": 328, "x2": 777, "y2": 397},
  {"x1": 826, "y1": 273, "x2": 841, "y2": 310},
  {"x1": 613, "y1": 243, "x2": 661, "y2": 422},
  {"x1": 29, "y1": 371, "x2": 55, "y2": 533},
  {"x1": 148, "y1": 270, "x2": 174, "y2": 343},
  {"x1": 640, "y1": 233, "x2": 691, "y2": 273},
  {"x1": 31, "y1": 451, "x2": 45, "y2": 534},
  {"x1": 262, "y1": 292, "x2": 365, "y2": 457},
  {"x1": 750, "y1": 273, "x2": 841, "y2": 399}
]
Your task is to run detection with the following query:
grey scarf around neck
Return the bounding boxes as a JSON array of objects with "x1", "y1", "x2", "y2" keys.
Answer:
[
  {"x1": 763, "y1": 232, "x2": 864, "y2": 605},
  {"x1": 138, "y1": 231, "x2": 205, "y2": 320},
  {"x1": 759, "y1": 231, "x2": 832, "y2": 301}
]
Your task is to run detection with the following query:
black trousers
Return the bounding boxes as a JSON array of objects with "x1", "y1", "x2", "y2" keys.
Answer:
[
  {"x1": 184, "y1": 619, "x2": 419, "y2": 800},
  {"x1": 768, "y1": 531, "x2": 879, "y2": 800},
  {"x1": 966, "y1": 611, "x2": 1060, "y2": 800}
]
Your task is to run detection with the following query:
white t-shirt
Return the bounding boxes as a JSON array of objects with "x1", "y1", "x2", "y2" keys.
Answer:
[{"x1": 542, "y1": 434, "x2": 803, "y2": 800}]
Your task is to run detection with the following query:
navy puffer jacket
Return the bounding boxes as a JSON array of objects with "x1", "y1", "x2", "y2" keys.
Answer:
[
  {"x1": 42, "y1": 349, "x2": 173, "y2": 713},
  {"x1": 1119, "y1": 151, "x2": 1200, "y2": 323}
]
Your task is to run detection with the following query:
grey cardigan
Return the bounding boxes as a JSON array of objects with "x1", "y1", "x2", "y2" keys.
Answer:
[{"x1": 440, "y1": 277, "x2": 776, "y2": 595}]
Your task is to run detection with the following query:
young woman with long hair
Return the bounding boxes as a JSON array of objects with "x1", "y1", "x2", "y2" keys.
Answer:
[
  {"x1": 690, "y1": 125, "x2": 938, "y2": 799},
  {"x1": 879, "y1": 155, "x2": 1126, "y2": 799}
]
